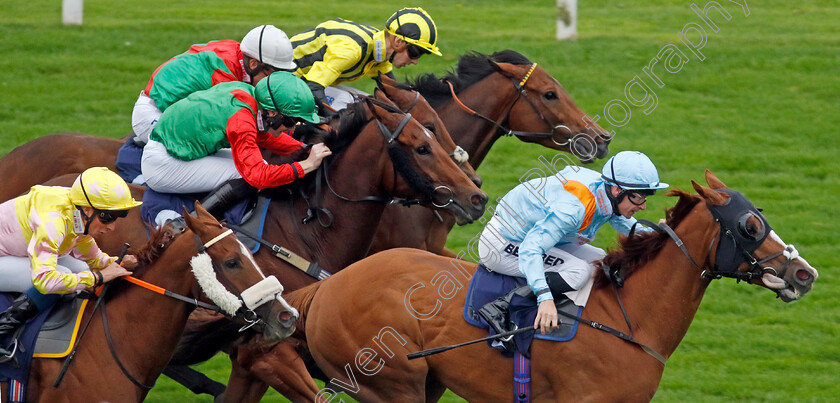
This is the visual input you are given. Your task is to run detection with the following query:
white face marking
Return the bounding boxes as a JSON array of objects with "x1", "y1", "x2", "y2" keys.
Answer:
[
  {"x1": 767, "y1": 230, "x2": 818, "y2": 279},
  {"x1": 238, "y1": 240, "x2": 265, "y2": 278}
]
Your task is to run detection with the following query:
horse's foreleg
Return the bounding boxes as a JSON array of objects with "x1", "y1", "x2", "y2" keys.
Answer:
[{"x1": 226, "y1": 339, "x2": 319, "y2": 403}]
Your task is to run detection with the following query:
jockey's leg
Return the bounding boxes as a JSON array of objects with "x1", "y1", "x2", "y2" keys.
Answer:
[
  {"x1": 199, "y1": 178, "x2": 258, "y2": 221},
  {"x1": 142, "y1": 141, "x2": 241, "y2": 194},
  {"x1": 130, "y1": 91, "x2": 161, "y2": 145},
  {"x1": 0, "y1": 287, "x2": 58, "y2": 362}
]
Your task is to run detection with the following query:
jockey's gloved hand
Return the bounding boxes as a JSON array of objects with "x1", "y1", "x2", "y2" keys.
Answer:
[{"x1": 305, "y1": 80, "x2": 330, "y2": 116}]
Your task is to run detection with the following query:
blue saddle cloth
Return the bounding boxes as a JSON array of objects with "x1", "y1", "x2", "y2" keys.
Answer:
[
  {"x1": 0, "y1": 294, "x2": 54, "y2": 398},
  {"x1": 464, "y1": 267, "x2": 582, "y2": 359}
]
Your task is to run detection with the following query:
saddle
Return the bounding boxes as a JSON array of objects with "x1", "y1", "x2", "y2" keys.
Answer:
[
  {"x1": 0, "y1": 294, "x2": 87, "y2": 402},
  {"x1": 464, "y1": 267, "x2": 590, "y2": 358}
]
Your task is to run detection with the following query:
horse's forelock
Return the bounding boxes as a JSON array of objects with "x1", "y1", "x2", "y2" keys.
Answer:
[{"x1": 594, "y1": 190, "x2": 702, "y2": 288}]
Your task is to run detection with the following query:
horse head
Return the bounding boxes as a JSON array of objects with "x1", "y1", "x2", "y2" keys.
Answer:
[
  {"x1": 692, "y1": 170, "x2": 818, "y2": 301},
  {"x1": 361, "y1": 98, "x2": 488, "y2": 224},
  {"x1": 487, "y1": 55, "x2": 610, "y2": 163},
  {"x1": 374, "y1": 73, "x2": 483, "y2": 188},
  {"x1": 183, "y1": 202, "x2": 298, "y2": 341}
]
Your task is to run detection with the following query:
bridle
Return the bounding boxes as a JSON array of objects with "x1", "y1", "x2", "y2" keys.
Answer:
[
  {"x1": 628, "y1": 189, "x2": 799, "y2": 287},
  {"x1": 444, "y1": 62, "x2": 574, "y2": 147},
  {"x1": 54, "y1": 227, "x2": 289, "y2": 391},
  {"x1": 576, "y1": 189, "x2": 799, "y2": 366},
  {"x1": 301, "y1": 111, "x2": 454, "y2": 227},
  {"x1": 395, "y1": 89, "x2": 470, "y2": 166}
]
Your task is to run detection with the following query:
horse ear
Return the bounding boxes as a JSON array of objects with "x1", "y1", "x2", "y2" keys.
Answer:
[
  {"x1": 704, "y1": 169, "x2": 728, "y2": 189},
  {"x1": 374, "y1": 72, "x2": 385, "y2": 92},
  {"x1": 373, "y1": 88, "x2": 398, "y2": 108},
  {"x1": 488, "y1": 60, "x2": 517, "y2": 79},
  {"x1": 363, "y1": 97, "x2": 383, "y2": 120},
  {"x1": 181, "y1": 205, "x2": 195, "y2": 231},
  {"x1": 692, "y1": 180, "x2": 730, "y2": 206}
]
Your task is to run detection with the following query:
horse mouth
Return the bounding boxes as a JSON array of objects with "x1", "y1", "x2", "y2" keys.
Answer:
[
  {"x1": 445, "y1": 200, "x2": 483, "y2": 225},
  {"x1": 572, "y1": 135, "x2": 609, "y2": 164},
  {"x1": 761, "y1": 272, "x2": 809, "y2": 302}
]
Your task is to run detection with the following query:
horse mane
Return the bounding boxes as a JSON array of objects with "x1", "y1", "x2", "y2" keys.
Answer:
[
  {"x1": 264, "y1": 96, "x2": 417, "y2": 200},
  {"x1": 102, "y1": 225, "x2": 186, "y2": 298},
  {"x1": 408, "y1": 50, "x2": 532, "y2": 107},
  {"x1": 593, "y1": 190, "x2": 702, "y2": 288}
]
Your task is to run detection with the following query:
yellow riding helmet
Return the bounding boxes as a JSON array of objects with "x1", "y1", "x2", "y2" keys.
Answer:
[
  {"x1": 385, "y1": 7, "x2": 442, "y2": 56},
  {"x1": 69, "y1": 167, "x2": 142, "y2": 210}
]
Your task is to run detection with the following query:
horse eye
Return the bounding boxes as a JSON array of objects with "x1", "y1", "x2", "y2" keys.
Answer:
[
  {"x1": 423, "y1": 124, "x2": 437, "y2": 135},
  {"x1": 416, "y1": 145, "x2": 431, "y2": 155},
  {"x1": 224, "y1": 259, "x2": 240, "y2": 269},
  {"x1": 544, "y1": 91, "x2": 558, "y2": 100}
]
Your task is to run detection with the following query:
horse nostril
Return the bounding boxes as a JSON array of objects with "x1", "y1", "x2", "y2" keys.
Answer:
[
  {"x1": 473, "y1": 178, "x2": 484, "y2": 188},
  {"x1": 796, "y1": 269, "x2": 812, "y2": 282},
  {"x1": 471, "y1": 192, "x2": 488, "y2": 208},
  {"x1": 278, "y1": 311, "x2": 295, "y2": 323}
]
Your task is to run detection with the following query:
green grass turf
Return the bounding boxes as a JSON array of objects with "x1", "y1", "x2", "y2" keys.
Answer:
[{"x1": 1, "y1": 0, "x2": 838, "y2": 401}]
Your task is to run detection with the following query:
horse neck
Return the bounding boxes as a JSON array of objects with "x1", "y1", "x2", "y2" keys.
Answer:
[
  {"x1": 598, "y1": 207, "x2": 719, "y2": 358},
  {"x1": 262, "y1": 132, "x2": 392, "y2": 288},
  {"x1": 436, "y1": 73, "x2": 520, "y2": 167},
  {"x1": 95, "y1": 238, "x2": 200, "y2": 380}
]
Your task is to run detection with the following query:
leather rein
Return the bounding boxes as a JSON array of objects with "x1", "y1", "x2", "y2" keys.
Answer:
[
  {"x1": 445, "y1": 63, "x2": 573, "y2": 146},
  {"x1": 301, "y1": 112, "x2": 453, "y2": 227},
  {"x1": 54, "y1": 229, "x2": 261, "y2": 391}
]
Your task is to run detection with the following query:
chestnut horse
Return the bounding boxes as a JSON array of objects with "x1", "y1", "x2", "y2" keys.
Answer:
[
  {"x1": 23, "y1": 98, "x2": 486, "y2": 401},
  {"x1": 368, "y1": 50, "x2": 611, "y2": 256},
  {"x1": 286, "y1": 171, "x2": 818, "y2": 401},
  {"x1": 0, "y1": 203, "x2": 297, "y2": 402}
]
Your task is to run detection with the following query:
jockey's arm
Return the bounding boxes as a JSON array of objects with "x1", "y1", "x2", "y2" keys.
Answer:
[
  {"x1": 518, "y1": 211, "x2": 579, "y2": 303},
  {"x1": 227, "y1": 110, "x2": 304, "y2": 189}
]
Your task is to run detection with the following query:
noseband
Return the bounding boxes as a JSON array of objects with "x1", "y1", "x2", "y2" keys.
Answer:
[{"x1": 445, "y1": 63, "x2": 573, "y2": 147}]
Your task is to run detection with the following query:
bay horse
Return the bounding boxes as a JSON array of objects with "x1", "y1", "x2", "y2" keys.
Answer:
[
  {"x1": 1, "y1": 203, "x2": 298, "y2": 402},
  {"x1": 0, "y1": 133, "x2": 122, "y2": 202},
  {"x1": 368, "y1": 50, "x2": 612, "y2": 256},
  {"x1": 28, "y1": 98, "x2": 486, "y2": 401},
  {"x1": 286, "y1": 170, "x2": 818, "y2": 401}
]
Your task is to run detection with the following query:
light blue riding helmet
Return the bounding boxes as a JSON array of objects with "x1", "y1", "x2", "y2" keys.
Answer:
[{"x1": 601, "y1": 151, "x2": 669, "y2": 190}]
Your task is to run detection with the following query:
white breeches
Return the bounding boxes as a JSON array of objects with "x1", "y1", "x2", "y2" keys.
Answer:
[
  {"x1": 324, "y1": 85, "x2": 370, "y2": 111},
  {"x1": 477, "y1": 215, "x2": 605, "y2": 291},
  {"x1": 141, "y1": 139, "x2": 242, "y2": 194},
  {"x1": 0, "y1": 256, "x2": 88, "y2": 293},
  {"x1": 131, "y1": 92, "x2": 162, "y2": 145}
]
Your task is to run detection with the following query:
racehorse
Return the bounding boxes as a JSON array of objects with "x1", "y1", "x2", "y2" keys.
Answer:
[
  {"x1": 1, "y1": 203, "x2": 298, "y2": 402},
  {"x1": 368, "y1": 50, "x2": 612, "y2": 256},
  {"x1": 27, "y1": 98, "x2": 486, "y2": 401},
  {"x1": 287, "y1": 171, "x2": 818, "y2": 401},
  {"x1": 0, "y1": 133, "x2": 123, "y2": 202}
]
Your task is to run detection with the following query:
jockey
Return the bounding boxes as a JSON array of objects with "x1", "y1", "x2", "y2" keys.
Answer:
[
  {"x1": 0, "y1": 167, "x2": 141, "y2": 362},
  {"x1": 119, "y1": 25, "x2": 296, "y2": 184},
  {"x1": 476, "y1": 151, "x2": 669, "y2": 349},
  {"x1": 291, "y1": 7, "x2": 441, "y2": 114},
  {"x1": 140, "y1": 71, "x2": 331, "y2": 226}
]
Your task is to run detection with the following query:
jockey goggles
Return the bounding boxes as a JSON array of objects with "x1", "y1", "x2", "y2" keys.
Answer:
[
  {"x1": 96, "y1": 209, "x2": 128, "y2": 224},
  {"x1": 626, "y1": 191, "x2": 652, "y2": 206},
  {"x1": 406, "y1": 44, "x2": 430, "y2": 60}
]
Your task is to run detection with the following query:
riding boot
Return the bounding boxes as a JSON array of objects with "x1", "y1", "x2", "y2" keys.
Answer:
[
  {"x1": 199, "y1": 178, "x2": 258, "y2": 221},
  {"x1": 0, "y1": 294, "x2": 39, "y2": 362},
  {"x1": 477, "y1": 285, "x2": 534, "y2": 351}
]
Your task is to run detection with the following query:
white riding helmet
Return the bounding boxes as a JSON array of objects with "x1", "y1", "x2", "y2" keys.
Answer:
[
  {"x1": 601, "y1": 151, "x2": 669, "y2": 190},
  {"x1": 241, "y1": 25, "x2": 296, "y2": 70}
]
